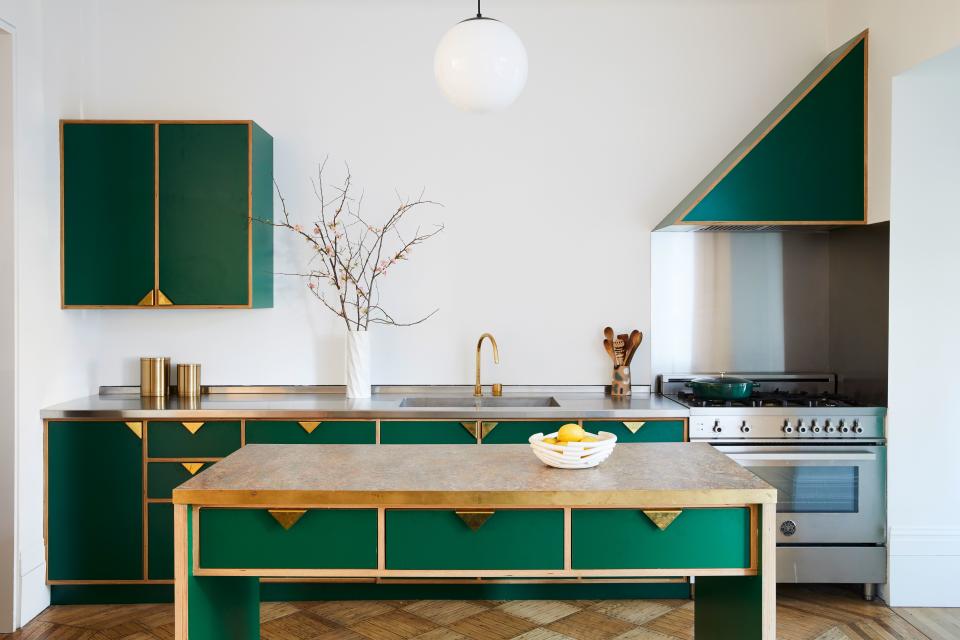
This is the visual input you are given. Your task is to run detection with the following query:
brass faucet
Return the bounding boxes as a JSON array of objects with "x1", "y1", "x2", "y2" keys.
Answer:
[{"x1": 474, "y1": 333, "x2": 502, "y2": 397}]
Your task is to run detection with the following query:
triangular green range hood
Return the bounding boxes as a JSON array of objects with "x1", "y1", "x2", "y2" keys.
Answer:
[{"x1": 656, "y1": 30, "x2": 867, "y2": 231}]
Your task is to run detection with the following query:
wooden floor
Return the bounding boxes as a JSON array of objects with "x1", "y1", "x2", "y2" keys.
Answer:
[{"x1": 2, "y1": 586, "x2": 958, "y2": 640}]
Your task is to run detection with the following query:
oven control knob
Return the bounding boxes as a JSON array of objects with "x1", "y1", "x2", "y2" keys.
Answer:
[
  {"x1": 797, "y1": 422, "x2": 808, "y2": 434},
  {"x1": 740, "y1": 421, "x2": 751, "y2": 434},
  {"x1": 853, "y1": 421, "x2": 864, "y2": 434},
  {"x1": 780, "y1": 520, "x2": 798, "y2": 537},
  {"x1": 826, "y1": 420, "x2": 836, "y2": 433},
  {"x1": 712, "y1": 421, "x2": 723, "y2": 433},
  {"x1": 782, "y1": 420, "x2": 794, "y2": 434},
  {"x1": 840, "y1": 421, "x2": 850, "y2": 433},
  {"x1": 811, "y1": 420, "x2": 821, "y2": 433}
]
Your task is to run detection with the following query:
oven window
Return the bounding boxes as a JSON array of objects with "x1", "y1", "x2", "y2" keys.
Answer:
[{"x1": 746, "y1": 466, "x2": 859, "y2": 513}]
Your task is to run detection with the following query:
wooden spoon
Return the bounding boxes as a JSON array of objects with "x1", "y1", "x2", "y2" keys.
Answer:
[
  {"x1": 625, "y1": 330, "x2": 643, "y2": 365},
  {"x1": 604, "y1": 327, "x2": 614, "y2": 344},
  {"x1": 614, "y1": 334, "x2": 628, "y2": 366},
  {"x1": 603, "y1": 338, "x2": 616, "y2": 362}
]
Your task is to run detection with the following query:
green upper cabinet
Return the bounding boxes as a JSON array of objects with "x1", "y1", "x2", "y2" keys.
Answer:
[
  {"x1": 61, "y1": 120, "x2": 273, "y2": 308},
  {"x1": 655, "y1": 31, "x2": 867, "y2": 230},
  {"x1": 62, "y1": 123, "x2": 156, "y2": 306}
]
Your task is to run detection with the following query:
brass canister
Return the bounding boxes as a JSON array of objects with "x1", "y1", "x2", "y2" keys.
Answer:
[
  {"x1": 176, "y1": 364, "x2": 202, "y2": 397},
  {"x1": 140, "y1": 357, "x2": 170, "y2": 397}
]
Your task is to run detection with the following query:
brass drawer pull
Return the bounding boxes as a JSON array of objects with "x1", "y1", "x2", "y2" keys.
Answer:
[
  {"x1": 623, "y1": 421, "x2": 646, "y2": 434},
  {"x1": 461, "y1": 421, "x2": 479, "y2": 439},
  {"x1": 137, "y1": 290, "x2": 155, "y2": 306},
  {"x1": 157, "y1": 290, "x2": 174, "y2": 306},
  {"x1": 299, "y1": 421, "x2": 321, "y2": 434},
  {"x1": 182, "y1": 422, "x2": 205, "y2": 434},
  {"x1": 181, "y1": 462, "x2": 204, "y2": 475},
  {"x1": 480, "y1": 422, "x2": 498, "y2": 439},
  {"x1": 125, "y1": 422, "x2": 143, "y2": 439},
  {"x1": 268, "y1": 509, "x2": 307, "y2": 530},
  {"x1": 455, "y1": 510, "x2": 495, "y2": 531},
  {"x1": 642, "y1": 509, "x2": 682, "y2": 531}
]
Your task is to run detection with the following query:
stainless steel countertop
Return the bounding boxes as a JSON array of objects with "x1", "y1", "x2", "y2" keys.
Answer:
[{"x1": 40, "y1": 388, "x2": 689, "y2": 420}]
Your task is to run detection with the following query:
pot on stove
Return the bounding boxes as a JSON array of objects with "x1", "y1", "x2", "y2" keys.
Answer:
[{"x1": 685, "y1": 373, "x2": 759, "y2": 400}]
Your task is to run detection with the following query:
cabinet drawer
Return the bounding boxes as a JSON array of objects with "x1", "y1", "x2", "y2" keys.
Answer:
[
  {"x1": 481, "y1": 421, "x2": 569, "y2": 444},
  {"x1": 199, "y1": 508, "x2": 378, "y2": 569},
  {"x1": 380, "y1": 421, "x2": 476, "y2": 444},
  {"x1": 148, "y1": 502, "x2": 174, "y2": 580},
  {"x1": 148, "y1": 461, "x2": 211, "y2": 499},
  {"x1": 146, "y1": 421, "x2": 240, "y2": 458},
  {"x1": 246, "y1": 420, "x2": 375, "y2": 444},
  {"x1": 386, "y1": 509, "x2": 563, "y2": 570},
  {"x1": 583, "y1": 420, "x2": 686, "y2": 443},
  {"x1": 572, "y1": 508, "x2": 752, "y2": 569}
]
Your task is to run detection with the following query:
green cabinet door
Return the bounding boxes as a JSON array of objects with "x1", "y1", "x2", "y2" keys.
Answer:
[
  {"x1": 62, "y1": 123, "x2": 155, "y2": 306},
  {"x1": 148, "y1": 502, "x2": 174, "y2": 580},
  {"x1": 158, "y1": 123, "x2": 250, "y2": 306},
  {"x1": 47, "y1": 421, "x2": 144, "y2": 580},
  {"x1": 381, "y1": 421, "x2": 477, "y2": 444},
  {"x1": 583, "y1": 420, "x2": 686, "y2": 443},
  {"x1": 246, "y1": 421, "x2": 375, "y2": 444},
  {"x1": 481, "y1": 421, "x2": 569, "y2": 444}
]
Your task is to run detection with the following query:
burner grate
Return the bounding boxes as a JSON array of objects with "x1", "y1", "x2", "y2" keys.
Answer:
[{"x1": 673, "y1": 390, "x2": 862, "y2": 409}]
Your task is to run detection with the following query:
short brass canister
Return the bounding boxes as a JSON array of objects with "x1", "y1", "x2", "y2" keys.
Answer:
[
  {"x1": 176, "y1": 364, "x2": 202, "y2": 397},
  {"x1": 140, "y1": 357, "x2": 170, "y2": 397}
]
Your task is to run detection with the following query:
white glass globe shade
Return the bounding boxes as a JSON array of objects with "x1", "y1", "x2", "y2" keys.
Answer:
[{"x1": 434, "y1": 17, "x2": 528, "y2": 112}]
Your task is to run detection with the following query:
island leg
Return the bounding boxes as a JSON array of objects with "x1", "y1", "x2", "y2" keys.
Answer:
[
  {"x1": 693, "y1": 503, "x2": 776, "y2": 640},
  {"x1": 174, "y1": 504, "x2": 260, "y2": 640}
]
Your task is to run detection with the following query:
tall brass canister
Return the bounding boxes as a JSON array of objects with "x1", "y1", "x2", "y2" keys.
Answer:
[
  {"x1": 177, "y1": 364, "x2": 202, "y2": 397},
  {"x1": 140, "y1": 357, "x2": 170, "y2": 397}
]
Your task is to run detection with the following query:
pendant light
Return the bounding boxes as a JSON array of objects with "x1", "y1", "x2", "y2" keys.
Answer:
[{"x1": 434, "y1": 1, "x2": 528, "y2": 112}]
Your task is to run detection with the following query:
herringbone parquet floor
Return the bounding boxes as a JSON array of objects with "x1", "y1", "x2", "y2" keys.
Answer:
[{"x1": 2, "y1": 586, "x2": 958, "y2": 640}]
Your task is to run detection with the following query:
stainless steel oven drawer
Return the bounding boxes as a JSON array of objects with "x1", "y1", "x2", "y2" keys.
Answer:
[{"x1": 777, "y1": 546, "x2": 886, "y2": 584}]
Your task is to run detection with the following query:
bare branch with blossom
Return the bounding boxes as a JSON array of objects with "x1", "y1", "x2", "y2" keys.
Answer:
[{"x1": 261, "y1": 160, "x2": 443, "y2": 331}]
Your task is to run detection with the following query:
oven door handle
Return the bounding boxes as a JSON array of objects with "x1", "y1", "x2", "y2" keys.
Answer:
[{"x1": 726, "y1": 452, "x2": 877, "y2": 462}]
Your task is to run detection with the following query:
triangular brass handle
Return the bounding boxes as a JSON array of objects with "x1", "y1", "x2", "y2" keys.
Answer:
[
  {"x1": 623, "y1": 421, "x2": 646, "y2": 434},
  {"x1": 137, "y1": 290, "x2": 155, "y2": 306},
  {"x1": 642, "y1": 509, "x2": 683, "y2": 531},
  {"x1": 181, "y1": 462, "x2": 204, "y2": 475},
  {"x1": 268, "y1": 509, "x2": 307, "y2": 530},
  {"x1": 461, "y1": 421, "x2": 479, "y2": 439},
  {"x1": 182, "y1": 422, "x2": 205, "y2": 435},
  {"x1": 299, "y1": 421, "x2": 321, "y2": 434},
  {"x1": 480, "y1": 422, "x2": 499, "y2": 439},
  {"x1": 455, "y1": 510, "x2": 494, "y2": 531},
  {"x1": 125, "y1": 422, "x2": 143, "y2": 439},
  {"x1": 157, "y1": 290, "x2": 174, "y2": 306}
]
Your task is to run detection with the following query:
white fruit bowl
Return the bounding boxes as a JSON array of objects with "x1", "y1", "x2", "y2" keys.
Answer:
[{"x1": 528, "y1": 431, "x2": 617, "y2": 469}]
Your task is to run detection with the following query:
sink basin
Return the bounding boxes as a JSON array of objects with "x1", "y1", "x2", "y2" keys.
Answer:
[{"x1": 399, "y1": 396, "x2": 560, "y2": 408}]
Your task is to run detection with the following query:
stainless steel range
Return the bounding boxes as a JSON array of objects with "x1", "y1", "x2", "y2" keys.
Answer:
[{"x1": 660, "y1": 373, "x2": 887, "y2": 600}]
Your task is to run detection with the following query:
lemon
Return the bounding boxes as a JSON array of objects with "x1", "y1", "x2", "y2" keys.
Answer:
[
  {"x1": 557, "y1": 423, "x2": 585, "y2": 442},
  {"x1": 542, "y1": 437, "x2": 558, "y2": 444},
  {"x1": 582, "y1": 436, "x2": 598, "y2": 442}
]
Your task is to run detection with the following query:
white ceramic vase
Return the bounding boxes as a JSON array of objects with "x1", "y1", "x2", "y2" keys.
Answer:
[{"x1": 345, "y1": 330, "x2": 371, "y2": 398}]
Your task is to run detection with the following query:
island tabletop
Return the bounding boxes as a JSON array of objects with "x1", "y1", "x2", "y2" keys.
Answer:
[{"x1": 173, "y1": 443, "x2": 776, "y2": 640}]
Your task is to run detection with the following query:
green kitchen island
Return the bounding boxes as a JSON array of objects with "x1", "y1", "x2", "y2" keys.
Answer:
[{"x1": 171, "y1": 442, "x2": 777, "y2": 640}]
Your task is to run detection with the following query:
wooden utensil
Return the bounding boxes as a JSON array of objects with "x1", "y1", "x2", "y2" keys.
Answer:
[
  {"x1": 614, "y1": 334, "x2": 628, "y2": 366},
  {"x1": 604, "y1": 327, "x2": 615, "y2": 344},
  {"x1": 603, "y1": 338, "x2": 616, "y2": 362},
  {"x1": 624, "y1": 330, "x2": 643, "y2": 365}
]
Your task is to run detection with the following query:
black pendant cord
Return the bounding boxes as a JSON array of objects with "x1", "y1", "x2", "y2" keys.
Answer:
[{"x1": 477, "y1": 0, "x2": 482, "y2": 18}]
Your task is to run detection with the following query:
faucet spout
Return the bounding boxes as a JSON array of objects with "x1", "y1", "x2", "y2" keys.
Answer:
[{"x1": 474, "y1": 333, "x2": 501, "y2": 397}]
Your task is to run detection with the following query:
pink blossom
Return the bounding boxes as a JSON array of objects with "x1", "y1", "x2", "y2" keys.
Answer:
[{"x1": 293, "y1": 224, "x2": 302, "y2": 233}]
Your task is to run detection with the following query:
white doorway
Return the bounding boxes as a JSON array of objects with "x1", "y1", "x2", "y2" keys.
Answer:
[{"x1": 0, "y1": 17, "x2": 17, "y2": 634}]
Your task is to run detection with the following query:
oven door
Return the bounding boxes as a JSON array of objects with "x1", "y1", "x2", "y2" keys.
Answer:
[{"x1": 714, "y1": 445, "x2": 886, "y2": 544}]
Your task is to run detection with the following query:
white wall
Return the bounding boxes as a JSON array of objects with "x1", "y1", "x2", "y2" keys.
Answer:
[
  {"x1": 886, "y1": 45, "x2": 960, "y2": 607},
  {"x1": 828, "y1": 0, "x2": 960, "y2": 224}
]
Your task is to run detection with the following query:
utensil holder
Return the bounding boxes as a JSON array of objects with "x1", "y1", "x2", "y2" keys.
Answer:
[
  {"x1": 176, "y1": 364, "x2": 202, "y2": 397},
  {"x1": 611, "y1": 365, "x2": 631, "y2": 397},
  {"x1": 140, "y1": 357, "x2": 170, "y2": 397}
]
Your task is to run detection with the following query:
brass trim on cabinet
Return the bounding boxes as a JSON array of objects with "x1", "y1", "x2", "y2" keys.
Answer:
[
  {"x1": 137, "y1": 290, "x2": 155, "y2": 306},
  {"x1": 623, "y1": 421, "x2": 646, "y2": 434},
  {"x1": 460, "y1": 421, "x2": 479, "y2": 439},
  {"x1": 181, "y1": 422, "x2": 204, "y2": 435},
  {"x1": 642, "y1": 509, "x2": 683, "y2": 531},
  {"x1": 157, "y1": 290, "x2": 173, "y2": 306},
  {"x1": 480, "y1": 422, "x2": 498, "y2": 439},
  {"x1": 181, "y1": 462, "x2": 204, "y2": 475},
  {"x1": 125, "y1": 422, "x2": 143, "y2": 439},
  {"x1": 268, "y1": 509, "x2": 307, "y2": 530},
  {"x1": 299, "y1": 421, "x2": 321, "y2": 434},
  {"x1": 454, "y1": 510, "x2": 495, "y2": 531}
]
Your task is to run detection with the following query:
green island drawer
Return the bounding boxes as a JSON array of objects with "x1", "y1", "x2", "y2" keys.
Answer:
[
  {"x1": 148, "y1": 502, "x2": 174, "y2": 580},
  {"x1": 481, "y1": 421, "x2": 569, "y2": 444},
  {"x1": 147, "y1": 421, "x2": 240, "y2": 458},
  {"x1": 380, "y1": 421, "x2": 476, "y2": 444},
  {"x1": 199, "y1": 508, "x2": 378, "y2": 569},
  {"x1": 246, "y1": 420, "x2": 375, "y2": 444},
  {"x1": 583, "y1": 420, "x2": 686, "y2": 443},
  {"x1": 572, "y1": 508, "x2": 751, "y2": 569},
  {"x1": 386, "y1": 509, "x2": 563, "y2": 570},
  {"x1": 148, "y1": 461, "x2": 211, "y2": 499}
]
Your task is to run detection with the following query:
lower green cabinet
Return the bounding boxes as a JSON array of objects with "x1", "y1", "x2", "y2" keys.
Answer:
[
  {"x1": 147, "y1": 421, "x2": 241, "y2": 458},
  {"x1": 481, "y1": 421, "x2": 569, "y2": 444},
  {"x1": 386, "y1": 509, "x2": 564, "y2": 570},
  {"x1": 572, "y1": 508, "x2": 751, "y2": 569},
  {"x1": 148, "y1": 503, "x2": 174, "y2": 580},
  {"x1": 381, "y1": 421, "x2": 476, "y2": 444},
  {"x1": 148, "y1": 462, "x2": 211, "y2": 499},
  {"x1": 47, "y1": 421, "x2": 144, "y2": 580},
  {"x1": 583, "y1": 420, "x2": 686, "y2": 443},
  {"x1": 199, "y1": 508, "x2": 378, "y2": 570},
  {"x1": 246, "y1": 420, "x2": 375, "y2": 444}
]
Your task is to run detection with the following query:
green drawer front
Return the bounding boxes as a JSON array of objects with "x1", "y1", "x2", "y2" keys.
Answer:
[
  {"x1": 386, "y1": 509, "x2": 564, "y2": 570},
  {"x1": 583, "y1": 420, "x2": 686, "y2": 443},
  {"x1": 148, "y1": 502, "x2": 174, "y2": 580},
  {"x1": 148, "y1": 462, "x2": 211, "y2": 499},
  {"x1": 572, "y1": 508, "x2": 751, "y2": 569},
  {"x1": 147, "y1": 421, "x2": 240, "y2": 458},
  {"x1": 380, "y1": 421, "x2": 476, "y2": 444},
  {"x1": 481, "y1": 421, "x2": 569, "y2": 444},
  {"x1": 200, "y1": 508, "x2": 378, "y2": 569},
  {"x1": 246, "y1": 421, "x2": 375, "y2": 444}
]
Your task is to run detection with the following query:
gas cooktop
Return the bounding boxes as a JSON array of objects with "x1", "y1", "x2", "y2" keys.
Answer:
[{"x1": 672, "y1": 390, "x2": 863, "y2": 409}]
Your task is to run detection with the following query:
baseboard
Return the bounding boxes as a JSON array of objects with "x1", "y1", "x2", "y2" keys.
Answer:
[
  {"x1": 18, "y1": 564, "x2": 49, "y2": 628},
  {"x1": 888, "y1": 527, "x2": 960, "y2": 607}
]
